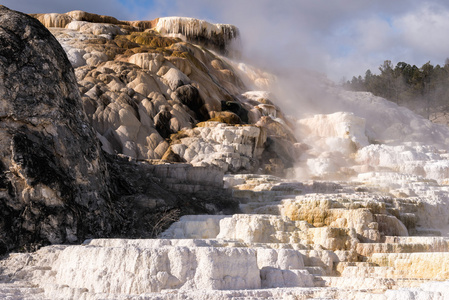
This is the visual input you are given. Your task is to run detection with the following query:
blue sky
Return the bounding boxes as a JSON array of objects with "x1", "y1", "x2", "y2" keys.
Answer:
[{"x1": 4, "y1": 0, "x2": 449, "y2": 82}]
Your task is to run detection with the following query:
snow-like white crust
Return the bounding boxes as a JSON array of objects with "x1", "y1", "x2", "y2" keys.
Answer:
[{"x1": 156, "y1": 17, "x2": 238, "y2": 40}]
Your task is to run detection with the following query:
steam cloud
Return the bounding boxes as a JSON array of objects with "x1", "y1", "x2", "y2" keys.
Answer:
[
  {"x1": 153, "y1": 0, "x2": 449, "y2": 83},
  {"x1": 5, "y1": 0, "x2": 449, "y2": 83}
]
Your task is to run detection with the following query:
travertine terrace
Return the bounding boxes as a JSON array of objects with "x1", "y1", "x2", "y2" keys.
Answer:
[{"x1": 1, "y1": 6, "x2": 449, "y2": 300}]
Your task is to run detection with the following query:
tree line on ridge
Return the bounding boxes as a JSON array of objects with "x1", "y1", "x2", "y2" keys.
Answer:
[{"x1": 343, "y1": 60, "x2": 449, "y2": 122}]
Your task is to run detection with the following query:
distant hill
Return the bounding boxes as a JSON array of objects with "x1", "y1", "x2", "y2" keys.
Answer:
[{"x1": 344, "y1": 60, "x2": 449, "y2": 124}]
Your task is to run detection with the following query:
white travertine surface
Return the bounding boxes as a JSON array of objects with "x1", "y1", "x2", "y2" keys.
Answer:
[{"x1": 2, "y1": 11, "x2": 449, "y2": 300}]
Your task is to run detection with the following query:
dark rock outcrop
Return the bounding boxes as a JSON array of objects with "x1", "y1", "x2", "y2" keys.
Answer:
[
  {"x1": 174, "y1": 84, "x2": 207, "y2": 121},
  {"x1": 221, "y1": 100, "x2": 249, "y2": 123},
  {"x1": 107, "y1": 156, "x2": 238, "y2": 238},
  {"x1": 0, "y1": 6, "x2": 117, "y2": 253}
]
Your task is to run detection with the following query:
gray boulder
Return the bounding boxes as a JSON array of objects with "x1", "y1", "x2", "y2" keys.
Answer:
[{"x1": 0, "y1": 6, "x2": 117, "y2": 253}]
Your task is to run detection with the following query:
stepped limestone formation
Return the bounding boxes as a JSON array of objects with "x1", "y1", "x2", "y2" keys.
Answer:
[
  {"x1": 40, "y1": 8, "x2": 295, "y2": 175},
  {"x1": 2, "y1": 175, "x2": 449, "y2": 299},
  {"x1": 1, "y1": 5, "x2": 449, "y2": 300}
]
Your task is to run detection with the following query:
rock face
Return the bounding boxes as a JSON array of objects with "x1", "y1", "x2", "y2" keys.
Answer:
[
  {"x1": 0, "y1": 6, "x2": 240, "y2": 254},
  {"x1": 0, "y1": 6, "x2": 117, "y2": 253},
  {"x1": 170, "y1": 122, "x2": 264, "y2": 172},
  {"x1": 107, "y1": 157, "x2": 238, "y2": 239},
  {"x1": 33, "y1": 9, "x2": 296, "y2": 176}
]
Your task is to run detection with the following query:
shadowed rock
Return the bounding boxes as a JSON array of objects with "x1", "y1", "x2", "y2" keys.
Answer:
[{"x1": 0, "y1": 6, "x2": 117, "y2": 253}]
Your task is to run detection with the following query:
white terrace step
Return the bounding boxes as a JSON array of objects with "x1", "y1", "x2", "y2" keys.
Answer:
[
  {"x1": 239, "y1": 201, "x2": 283, "y2": 214},
  {"x1": 37, "y1": 244, "x2": 262, "y2": 293},
  {"x1": 320, "y1": 275, "x2": 396, "y2": 291},
  {"x1": 377, "y1": 284, "x2": 449, "y2": 300},
  {"x1": 85, "y1": 238, "x2": 305, "y2": 250},
  {"x1": 233, "y1": 189, "x2": 299, "y2": 204},
  {"x1": 356, "y1": 240, "x2": 449, "y2": 257},
  {"x1": 0, "y1": 242, "x2": 333, "y2": 299},
  {"x1": 160, "y1": 214, "x2": 359, "y2": 251},
  {"x1": 369, "y1": 252, "x2": 449, "y2": 280},
  {"x1": 87, "y1": 239, "x2": 333, "y2": 275},
  {"x1": 304, "y1": 266, "x2": 327, "y2": 276},
  {"x1": 85, "y1": 238, "x2": 244, "y2": 248},
  {"x1": 335, "y1": 261, "x2": 378, "y2": 275},
  {"x1": 260, "y1": 267, "x2": 315, "y2": 288},
  {"x1": 339, "y1": 265, "x2": 405, "y2": 279},
  {"x1": 159, "y1": 215, "x2": 226, "y2": 239},
  {"x1": 412, "y1": 228, "x2": 442, "y2": 236},
  {"x1": 121, "y1": 286, "x2": 357, "y2": 300},
  {"x1": 0, "y1": 283, "x2": 46, "y2": 299},
  {"x1": 161, "y1": 214, "x2": 308, "y2": 243},
  {"x1": 383, "y1": 235, "x2": 449, "y2": 244},
  {"x1": 320, "y1": 276, "x2": 427, "y2": 290}
]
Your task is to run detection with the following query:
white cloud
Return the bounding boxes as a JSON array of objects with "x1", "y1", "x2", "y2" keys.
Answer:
[
  {"x1": 162, "y1": 0, "x2": 449, "y2": 80},
  {"x1": 330, "y1": 2, "x2": 449, "y2": 80},
  {"x1": 356, "y1": 18, "x2": 395, "y2": 52},
  {"x1": 394, "y1": 3, "x2": 449, "y2": 62},
  {"x1": 2, "y1": 0, "x2": 132, "y2": 20},
  {"x1": 323, "y1": 17, "x2": 402, "y2": 81}
]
